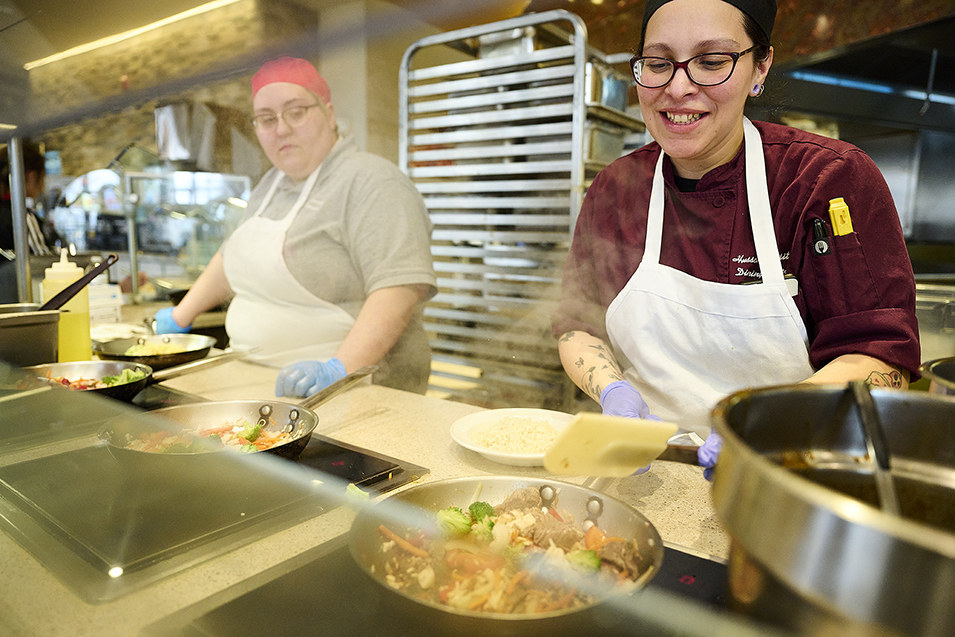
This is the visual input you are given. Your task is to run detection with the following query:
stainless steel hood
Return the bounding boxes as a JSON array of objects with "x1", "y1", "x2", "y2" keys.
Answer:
[
  {"x1": 752, "y1": 15, "x2": 955, "y2": 134},
  {"x1": 746, "y1": 15, "x2": 955, "y2": 248}
]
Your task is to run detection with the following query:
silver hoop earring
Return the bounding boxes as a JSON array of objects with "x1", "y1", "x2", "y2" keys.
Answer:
[{"x1": 752, "y1": 84, "x2": 764, "y2": 97}]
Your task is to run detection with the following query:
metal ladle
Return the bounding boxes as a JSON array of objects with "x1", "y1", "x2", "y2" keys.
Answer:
[{"x1": 851, "y1": 380, "x2": 901, "y2": 516}]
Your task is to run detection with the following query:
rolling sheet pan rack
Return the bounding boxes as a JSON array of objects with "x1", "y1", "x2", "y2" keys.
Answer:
[{"x1": 400, "y1": 10, "x2": 644, "y2": 408}]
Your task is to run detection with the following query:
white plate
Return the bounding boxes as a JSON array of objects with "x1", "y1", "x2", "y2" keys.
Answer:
[{"x1": 450, "y1": 408, "x2": 575, "y2": 466}]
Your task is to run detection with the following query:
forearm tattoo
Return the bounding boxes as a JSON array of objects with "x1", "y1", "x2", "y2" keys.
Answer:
[
  {"x1": 562, "y1": 332, "x2": 624, "y2": 400},
  {"x1": 866, "y1": 369, "x2": 905, "y2": 389}
]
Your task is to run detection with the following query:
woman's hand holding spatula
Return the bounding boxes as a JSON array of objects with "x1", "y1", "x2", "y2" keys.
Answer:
[{"x1": 599, "y1": 381, "x2": 663, "y2": 474}]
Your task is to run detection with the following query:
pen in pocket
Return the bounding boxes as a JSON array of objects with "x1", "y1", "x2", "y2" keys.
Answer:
[{"x1": 811, "y1": 218, "x2": 831, "y2": 256}]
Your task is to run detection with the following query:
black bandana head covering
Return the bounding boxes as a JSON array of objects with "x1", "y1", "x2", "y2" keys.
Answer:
[{"x1": 642, "y1": 0, "x2": 777, "y2": 41}]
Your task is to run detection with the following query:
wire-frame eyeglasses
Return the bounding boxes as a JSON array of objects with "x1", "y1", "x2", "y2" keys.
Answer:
[{"x1": 251, "y1": 103, "x2": 322, "y2": 131}]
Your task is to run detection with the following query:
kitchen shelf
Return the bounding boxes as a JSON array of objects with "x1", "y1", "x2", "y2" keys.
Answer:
[{"x1": 400, "y1": 10, "x2": 639, "y2": 409}]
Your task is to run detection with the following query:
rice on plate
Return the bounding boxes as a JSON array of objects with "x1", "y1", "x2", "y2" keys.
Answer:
[{"x1": 450, "y1": 408, "x2": 575, "y2": 466}]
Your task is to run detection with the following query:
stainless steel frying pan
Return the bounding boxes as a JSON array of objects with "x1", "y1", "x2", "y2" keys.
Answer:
[
  {"x1": 349, "y1": 476, "x2": 664, "y2": 631},
  {"x1": 25, "y1": 351, "x2": 245, "y2": 402},
  {"x1": 97, "y1": 365, "x2": 377, "y2": 467},
  {"x1": 92, "y1": 334, "x2": 217, "y2": 370}
]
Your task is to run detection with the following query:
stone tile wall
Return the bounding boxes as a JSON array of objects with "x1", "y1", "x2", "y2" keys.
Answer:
[{"x1": 30, "y1": 0, "x2": 316, "y2": 178}]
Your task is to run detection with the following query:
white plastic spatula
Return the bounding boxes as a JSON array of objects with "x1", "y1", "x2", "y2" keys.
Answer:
[{"x1": 543, "y1": 412, "x2": 680, "y2": 477}]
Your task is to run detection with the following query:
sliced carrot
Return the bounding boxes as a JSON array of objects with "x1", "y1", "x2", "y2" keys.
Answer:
[
  {"x1": 200, "y1": 425, "x2": 236, "y2": 435},
  {"x1": 584, "y1": 525, "x2": 606, "y2": 550},
  {"x1": 378, "y1": 524, "x2": 430, "y2": 558},
  {"x1": 504, "y1": 570, "x2": 528, "y2": 596}
]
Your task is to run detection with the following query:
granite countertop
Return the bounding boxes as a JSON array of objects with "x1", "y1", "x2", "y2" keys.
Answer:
[{"x1": 0, "y1": 358, "x2": 729, "y2": 636}]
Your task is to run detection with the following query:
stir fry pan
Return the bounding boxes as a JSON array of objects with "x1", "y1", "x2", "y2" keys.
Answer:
[
  {"x1": 25, "y1": 351, "x2": 246, "y2": 403},
  {"x1": 92, "y1": 334, "x2": 217, "y2": 370},
  {"x1": 97, "y1": 365, "x2": 377, "y2": 468},
  {"x1": 349, "y1": 476, "x2": 664, "y2": 631}
]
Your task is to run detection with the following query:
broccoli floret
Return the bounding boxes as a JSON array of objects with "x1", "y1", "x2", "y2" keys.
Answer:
[
  {"x1": 468, "y1": 501, "x2": 496, "y2": 522},
  {"x1": 471, "y1": 517, "x2": 495, "y2": 543},
  {"x1": 240, "y1": 443, "x2": 258, "y2": 453},
  {"x1": 436, "y1": 506, "x2": 472, "y2": 536},
  {"x1": 239, "y1": 421, "x2": 263, "y2": 443},
  {"x1": 206, "y1": 433, "x2": 223, "y2": 446},
  {"x1": 566, "y1": 549, "x2": 601, "y2": 573}
]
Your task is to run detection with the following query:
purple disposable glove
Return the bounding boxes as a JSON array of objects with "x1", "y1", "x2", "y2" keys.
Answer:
[
  {"x1": 599, "y1": 380, "x2": 659, "y2": 421},
  {"x1": 275, "y1": 358, "x2": 347, "y2": 398},
  {"x1": 154, "y1": 306, "x2": 190, "y2": 334},
  {"x1": 599, "y1": 380, "x2": 659, "y2": 475},
  {"x1": 698, "y1": 429, "x2": 723, "y2": 481}
]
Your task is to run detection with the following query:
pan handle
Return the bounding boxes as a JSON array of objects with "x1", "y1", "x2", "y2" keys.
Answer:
[
  {"x1": 300, "y1": 365, "x2": 378, "y2": 411},
  {"x1": 39, "y1": 253, "x2": 119, "y2": 311},
  {"x1": 148, "y1": 349, "x2": 252, "y2": 383}
]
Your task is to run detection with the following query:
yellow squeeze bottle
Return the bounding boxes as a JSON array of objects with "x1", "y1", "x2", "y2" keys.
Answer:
[
  {"x1": 828, "y1": 197, "x2": 854, "y2": 236},
  {"x1": 42, "y1": 249, "x2": 92, "y2": 362}
]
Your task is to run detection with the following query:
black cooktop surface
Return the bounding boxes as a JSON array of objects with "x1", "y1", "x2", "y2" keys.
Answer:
[{"x1": 0, "y1": 384, "x2": 428, "y2": 603}]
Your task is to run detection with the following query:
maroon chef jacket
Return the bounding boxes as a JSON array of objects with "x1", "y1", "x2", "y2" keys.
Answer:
[{"x1": 553, "y1": 120, "x2": 921, "y2": 378}]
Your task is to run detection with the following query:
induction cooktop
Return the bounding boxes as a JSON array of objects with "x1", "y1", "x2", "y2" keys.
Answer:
[
  {"x1": 152, "y1": 539, "x2": 729, "y2": 637},
  {"x1": 0, "y1": 384, "x2": 429, "y2": 603}
]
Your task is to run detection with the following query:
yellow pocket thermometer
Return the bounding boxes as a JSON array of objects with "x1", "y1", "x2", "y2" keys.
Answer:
[{"x1": 828, "y1": 197, "x2": 854, "y2": 236}]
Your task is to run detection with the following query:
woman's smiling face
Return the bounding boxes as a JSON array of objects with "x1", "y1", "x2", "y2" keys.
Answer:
[{"x1": 638, "y1": 0, "x2": 772, "y2": 179}]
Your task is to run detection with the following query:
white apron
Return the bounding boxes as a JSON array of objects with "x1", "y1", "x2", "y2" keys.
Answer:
[
  {"x1": 223, "y1": 166, "x2": 355, "y2": 367},
  {"x1": 605, "y1": 119, "x2": 814, "y2": 436}
]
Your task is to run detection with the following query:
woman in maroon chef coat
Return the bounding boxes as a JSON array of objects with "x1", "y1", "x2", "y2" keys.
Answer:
[{"x1": 551, "y1": 0, "x2": 920, "y2": 475}]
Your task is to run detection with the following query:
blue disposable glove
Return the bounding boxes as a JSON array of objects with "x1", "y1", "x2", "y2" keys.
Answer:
[
  {"x1": 275, "y1": 358, "x2": 347, "y2": 398},
  {"x1": 698, "y1": 429, "x2": 724, "y2": 482},
  {"x1": 154, "y1": 307, "x2": 191, "y2": 334},
  {"x1": 599, "y1": 380, "x2": 660, "y2": 475}
]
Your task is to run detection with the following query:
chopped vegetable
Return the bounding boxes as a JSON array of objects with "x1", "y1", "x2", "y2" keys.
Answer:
[
  {"x1": 373, "y1": 487, "x2": 648, "y2": 616},
  {"x1": 436, "y1": 506, "x2": 472, "y2": 536},
  {"x1": 239, "y1": 421, "x2": 263, "y2": 443},
  {"x1": 378, "y1": 524, "x2": 429, "y2": 558},
  {"x1": 566, "y1": 549, "x2": 601, "y2": 573},
  {"x1": 468, "y1": 501, "x2": 496, "y2": 522},
  {"x1": 584, "y1": 525, "x2": 606, "y2": 550},
  {"x1": 347, "y1": 483, "x2": 370, "y2": 503},
  {"x1": 471, "y1": 517, "x2": 495, "y2": 543},
  {"x1": 101, "y1": 368, "x2": 148, "y2": 387},
  {"x1": 121, "y1": 417, "x2": 293, "y2": 455},
  {"x1": 48, "y1": 367, "x2": 148, "y2": 390}
]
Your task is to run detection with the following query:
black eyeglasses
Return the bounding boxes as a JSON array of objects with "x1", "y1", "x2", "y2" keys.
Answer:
[
  {"x1": 251, "y1": 103, "x2": 322, "y2": 131},
  {"x1": 630, "y1": 45, "x2": 758, "y2": 89}
]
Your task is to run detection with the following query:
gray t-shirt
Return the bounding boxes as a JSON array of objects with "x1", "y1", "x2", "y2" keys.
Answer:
[{"x1": 229, "y1": 136, "x2": 436, "y2": 392}]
